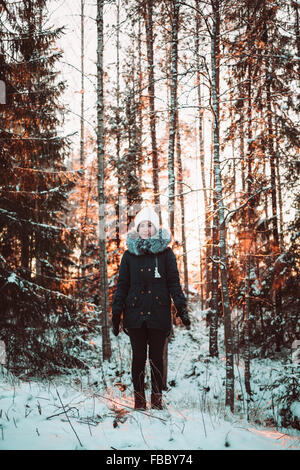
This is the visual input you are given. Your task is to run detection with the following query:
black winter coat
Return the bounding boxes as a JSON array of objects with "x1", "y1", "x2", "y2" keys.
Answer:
[{"x1": 112, "y1": 228, "x2": 187, "y2": 335}]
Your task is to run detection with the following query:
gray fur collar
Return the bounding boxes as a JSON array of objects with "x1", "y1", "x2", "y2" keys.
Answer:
[{"x1": 126, "y1": 228, "x2": 172, "y2": 256}]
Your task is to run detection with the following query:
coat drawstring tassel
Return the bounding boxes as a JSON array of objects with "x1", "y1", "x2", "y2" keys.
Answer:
[{"x1": 154, "y1": 256, "x2": 161, "y2": 278}]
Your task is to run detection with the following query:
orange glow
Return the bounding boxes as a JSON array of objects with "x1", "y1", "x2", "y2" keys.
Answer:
[
  {"x1": 238, "y1": 230, "x2": 254, "y2": 252},
  {"x1": 249, "y1": 428, "x2": 300, "y2": 449}
]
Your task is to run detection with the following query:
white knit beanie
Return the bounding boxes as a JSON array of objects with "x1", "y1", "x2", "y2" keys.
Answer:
[{"x1": 134, "y1": 206, "x2": 159, "y2": 233}]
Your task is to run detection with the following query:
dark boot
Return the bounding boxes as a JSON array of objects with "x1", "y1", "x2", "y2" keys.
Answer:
[
  {"x1": 151, "y1": 392, "x2": 163, "y2": 410},
  {"x1": 134, "y1": 391, "x2": 146, "y2": 410}
]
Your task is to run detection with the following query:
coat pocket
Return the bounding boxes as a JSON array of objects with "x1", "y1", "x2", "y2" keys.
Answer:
[
  {"x1": 154, "y1": 288, "x2": 170, "y2": 306},
  {"x1": 125, "y1": 290, "x2": 142, "y2": 309}
]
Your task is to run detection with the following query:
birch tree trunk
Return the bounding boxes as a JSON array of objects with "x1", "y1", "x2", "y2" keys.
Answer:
[
  {"x1": 137, "y1": 17, "x2": 144, "y2": 189},
  {"x1": 34, "y1": 4, "x2": 43, "y2": 279},
  {"x1": 211, "y1": 0, "x2": 234, "y2": 411},
  {"x1": 162, "y1": 0, "x2": 180, "y2": 390},
  {"x1": 209, "y1": 169, "x2": 219, "y2": 358},
  {"x1": 80, "y1": 0, "x2": 86, "y2": 289},
  {"x1": 239, "y1": 113, "x2": 245, "y2": 195},
  {"x1": 275, "y1": 119, "x2": 284, "y2": 250},
  {"x1": 115, "y1": 0, "x2": 121, "y2": 254},
  {"x1": 145, "y1": 0, "x2": 161, "y2": 222},
  {"x1": 176, "y1": 121, "x2": 189, "y2": 300},
  {"x1": 168, "y1": 0, "x2": 179, "y2": 236},
  {"x1": 263, "y1": 16, "x2": 282, "y2": 351},
  {"x1": 244, "y1": 38, "x2": 253, "y2": 403},
  {"x1": 97, "y1": 0, "x2": 111, "y2": 361},
  {"x1": 195, "y1": 1, "x2": 211, "y2": 309},
  {"x1": 292, "y1": 0, "x2": 300, "y2": 78}
]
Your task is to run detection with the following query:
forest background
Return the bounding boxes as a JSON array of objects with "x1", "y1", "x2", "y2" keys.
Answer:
[{"x1": 0, "y1": 0, "x2": 299, "y2": 420}]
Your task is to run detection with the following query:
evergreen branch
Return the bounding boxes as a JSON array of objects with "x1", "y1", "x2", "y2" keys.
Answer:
[
  {"x1": 11, "y1": 166, "x2": 87, "y2": 175},
  {"x1": 0, "y1": 127, "x2": 77, "y2": 141},
  {"x1": 0, "y1": 184, "x2": 72, "y2": 196},
  {"x1": 0, "y1": 259, "x2": 100, "y2": 310},
  {"x1": 0, "y1": 207, "x2": 79, "y2": 233}
]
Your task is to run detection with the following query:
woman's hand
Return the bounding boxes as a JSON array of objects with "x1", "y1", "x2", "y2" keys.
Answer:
[
  {"x1": 113, "y1": 324, "x2": 120, "y2": 336},
  {"x1": 178, "y1": 308, "x2": 191, "y2": 328},
  {"x1": 112, "y1": 315, "x2": 121, "y2": 336}
]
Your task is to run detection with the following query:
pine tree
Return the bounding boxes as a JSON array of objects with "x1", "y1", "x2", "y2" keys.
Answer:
[
  {"x1": 0, "y1": 0, "x2": 83, "y2": 374},
  {"x1": 224, "y1": 0, "x2": 299, "y2": 357}
]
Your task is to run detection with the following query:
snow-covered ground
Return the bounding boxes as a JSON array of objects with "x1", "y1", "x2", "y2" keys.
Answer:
[{"x1": 0, "y1": 309, "x2": 299, "y2": 450}]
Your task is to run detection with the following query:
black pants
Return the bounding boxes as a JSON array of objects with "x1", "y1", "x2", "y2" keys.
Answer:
[{"x1": 128, "y1": 321, "x2": 167, "y2": 395}]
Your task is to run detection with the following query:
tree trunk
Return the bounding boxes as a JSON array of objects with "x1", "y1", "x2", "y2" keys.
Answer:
[
  {"x1": 211, "y1": 0, "x2": 234, "y2": 412},
  {"x1": 264, "y1": 16, "x2": 282, "y2": 351},
  {"x1": 145, "y1": 0, "x2": 161, "y2": 221},
  {"x1": 209, "y1": 171, "x2": 219, "y2": 358},
  {"x1": 176, "y1": 120, "x2": 189, "y2": 301},
  {"x1": 137, "y1": 17, "x2": 144, "y2": 191},
  {"x1": 239, "y1": 112, "x2": 245, "y2": 195},
  {"x1": 275, "y1": 119, "x2": 284, "y2": 250},
  {"x1": 115, "y1": 0, "x2": 121, "y2": 254},
  {"x1": 168, "y1": 0, "x2": 179, "y2": 236},
  {"x1": 244, "y1": 38, "x2": 253, "y2": 403},
  {"x1": 80, "y1": 0, "x2": 86, "y2": 290},
  {"x1": 195, "y1": 1, "x2": 211, "y2": 309},
  {"x1": 292, "y1": 0, "x2": 300, "y2": 78},
  {"x1": 97, "y1": 0, "x2": 111, "y2": 361}
]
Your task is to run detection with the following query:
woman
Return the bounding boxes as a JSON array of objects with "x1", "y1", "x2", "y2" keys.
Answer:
[{"x1": 111, "y1": 206, "x2": 190, "y2": 410}]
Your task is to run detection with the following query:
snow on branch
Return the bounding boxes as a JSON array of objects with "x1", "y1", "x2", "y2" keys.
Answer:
[
  {"x1": 2, "y1": 263, "x2": 99, "y2": 311},
  {"x1": 0, "y1": 207, "x2": 82, "y2": 233}
]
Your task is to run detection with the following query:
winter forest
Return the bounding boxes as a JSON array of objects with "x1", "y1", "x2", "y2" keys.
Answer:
[{"x1": 0, "y1": 0, "x2": 299, "y2": 452}]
